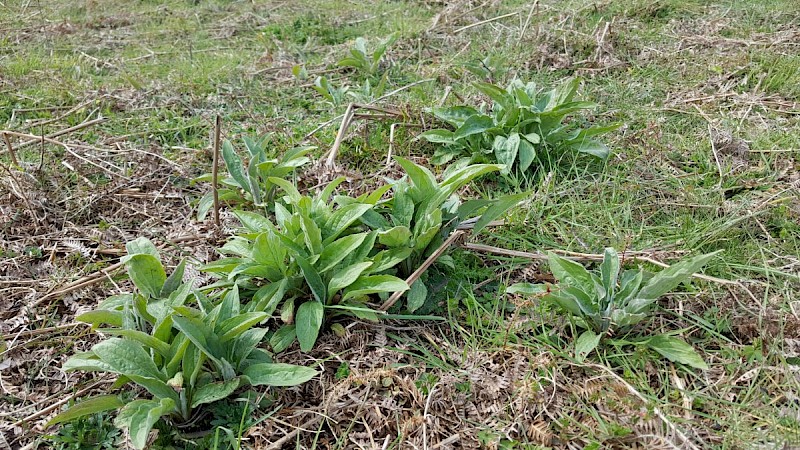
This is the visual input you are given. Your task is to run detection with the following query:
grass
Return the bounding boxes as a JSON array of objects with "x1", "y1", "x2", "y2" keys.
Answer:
[{"x1": 1, "y1": 0, "x2": 799, "y2": 448}]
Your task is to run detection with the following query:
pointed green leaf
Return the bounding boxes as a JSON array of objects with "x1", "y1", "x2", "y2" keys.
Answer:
[
  {"x1": 191, "y1": 378, "x2": 240, "y2": 408},
  {"x1": 342, "y1": 275, "x2": 409, "y2": 301},
  {"x1": 296, "y1": 301, "x2": 324, "y2": 352},
  {"x1": 453, "y1": 114, "x2": 495, "y2": 141},
  {"x1": 160, "y1": 259, "x2": 186, "y2": 298},
  {"x1": 470, "y1": 191, "x2": 528, "y2": 236},
  {"x1": 318, "y1": 233, "x2": 369, "y2": 273},
  {"x1": 76, "y1": 309, "x2": 124, "y2": 328},
  {"x1": 637, "y1": 251, "x2": 722, "y2": 301},
  {"x1": 506, "y1": 283, "x2": 548, "y2": 295},
  {"x1": 269, "y1": 325, "x2": 296, "y2": 353},
  {"x1": 116, "y1": 398, "x2": 175, "y2": 449},
  {"x1": 92, "y1": 338, "x2": 164, "y2": 381},
  {"x1": 406, "y1": 280, "x2": 427, "y2": 313},
  {"x1": 418, "y1": 129, "x2": 456, "y2": 145},
  {"x1": 97, "y1": 329, "x2": 171, "y2": 357},
  {"x1": 222, "y1": 140, "x2": 250, "y2": 195},
  {"x1": 575, "y1": 330, "x2": 601, "y2": 362},
  {"x1": 432, "y1": 106, "x2": 480, "y2": 128},
  {"x1": 518, "y1": 137, "x2": 536, "y2": 171},
  {"x1": 124, "y1": 237, "x2": 160, "y2": 260},
  {"x1": 547, "y1": 252, "x2": 596, "y2": 294},
  {"x1": 328, "y1": 262, "x2": 374, "y2": 296},
  {"x1": 233, "y1": 210, "x2": 273, "y2": 232},
  {"x1": 244, "y1": 363, "x2": 318, "y2": 387},
  {"x1": 378, "y1": 226, "x2": 412, "y2": 248},
  {"x1": 295, "y1": 254, "x2": 326, "y2": 303},
  {"x1": 46, "y1": 395, "x2": 123, "y2": 427},
  {"x1": 599, "y1": 248, "x2": 620, "y2": 300},
  {"x1": 125, "y1": 254, "x2": 166, "y2": 299},
  {"x1": 493, "y1": 133, "x2": 520, "y2": 171},
  {"x1": 646, "y1": 335, "x2": 708, "y2": 370},
  {"x1": 218, "y1": 312, "x2": 268, "y2": 342}
]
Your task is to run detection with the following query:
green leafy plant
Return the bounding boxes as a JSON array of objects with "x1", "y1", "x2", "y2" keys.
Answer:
[
  {"x1": 366, "y1": 157, "x2": 529, "y2": 312},
  {"x1": 49, "y1": 238, "x2": 317, "y2": 449},
  {"x1": 337, "y1": 33, "x2": 398, "y2": 78},
  {"x1": 312, "y1": 75, "x2": 349, "y2": 107},
  {"x1": 509, "y1": 248, "x2": 720, "y2": 369},
  {"x1": 202, "y1": 178, "x2": 409, "y2": 352},
  {"x1": 195, "y1": 136, "x2": 312, "y2": 220},
  {"x1": 419, "y1": 78, "x2": 621, "y2": 174},
  {"x1": 310, "y1": 33, "x2": 398, "y2": 107},
  {"x1": 45, "y1": 411, "x2": 122, "y2": 450}
]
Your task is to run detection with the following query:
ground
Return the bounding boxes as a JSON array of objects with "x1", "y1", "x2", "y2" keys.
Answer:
[{"x1": 1, "y1": 0, "x2": 799, "y2": 448}]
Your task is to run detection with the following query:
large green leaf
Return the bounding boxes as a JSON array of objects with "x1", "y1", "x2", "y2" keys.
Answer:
[
  {"x1": 125, "y1": 254, "x2": 166, "y2": 299},
  {"x1": 570, "y1": 139, "x2": 610, "y2": 159},
  {"x1": 251, "y1": 279, "x2": 288, "y2": 315},
  {"x1": 296, "y1": 301, "x2": 324, "y2": 352},
  {"x1": 418, "y1": 129, "x2": 456, "y2": 145},
  {"x1": 432, "y1": 106, "x2": 481, "y2": 128},
  {"x1": 222, "y1": 140, "x2": 250, "y2": 195},
  {"x1": 92, "y1": 338, "x2": 165, "y2": 381},
  {"x1": 62, "y1": 352, "x2": 115, "y2": 373},
  {"x1": 125, "y1": 375, "x2": 180, "y2": 404},
  {"x1": 392, "y1": 188, "x2": 415, "y2": 227},
  {"x1": 574, "y1": 330, "x2": 601, "y2": 363},
  {"x1": 328, "y1": 262, "x2": 374, "y2": 296},
  {"x1": 218, "y1": 312, "x2": 268, "y2": 342},
  {"x1": 517, "y1": 137, "x2": 536, "y2": 172},
  {"x1": 115, "y1": 398, "x2": 175, "y2": 450},
  {"x1": 231, "y1": 328, "x2": 268, "y2": 367},
  {"x1": 474, "y1": 81, "x2": 513, "y2": 110},
  {"x1": 268, "y1": 176, "x2": 302, "y2": 203},
  {"x1": 46, "y1": 395, "x2": 124, "y2": 427},
  {"x1": 547, "y1": 252, "x2": 596, "y2": 295},
  {"x1": 599, "y1": 248, "x2": 620, "y2": 302},
  {"x1": 646, "y1": 335, "x2": 708, "y2": 370},
  {"x1": 244, "y1": 363, "x2": 318, "y2": 387},
  {"x1": 470, "y1": 191, "x2": 529, "y2": 236},
  {"x1": 191, "y1": 378, "x2": 241, "y2": 408},
  {"x1": 124, "y1": 237, "x2": 160, "y2": 260},
  {"x1": 233, "y1": 210, "x2": 273, "y2": 232},
  {"x1": 76, "y1": 309, "x2": 124, "y2": 328},
  {"x1": 419, "y1": 164, "x2": 502, "y2": 219},
  {"x1": 406, "y1": 280, "x2": 428, "y2": 313},
  {"x1": 506, "y1": 283, "x2": 547, "y2": 295},
  {"x1": 378, "y1": 226, "x2": 412, "y2": 248},
  {"x1": 299, "y1": 210, "x2": 324, "y2": 255},
  {"x1": 636, "y1": 251, "x2": 721, "y2": 301},
  {"x1": 295, "y1": 255, "x2": 327, "y2": 303},
  {"x1": 97, "y1": 329, "x2": 171, "y2": 358},
  {"x1": 453, "y1": 114, "x2": 495, "y2": 141},
  {"x1": 544, "y1": 291, "x2": 584, "y2": 318},
  {"x1": 394, "y1": 157, "x2": 438, "y2": 200},
  {"x1": 342, "y1": 275, "x2": 409, "y2": 301},
  {"x1": 171, "y1": 315, "x2": 223, "y2": 367},
  {"x1": 160, "y1": 259, "x2": 186, "y2": 298},
  {"x1": 323, "y1": 204, "x2": 373, "y2": 243},
  {"x1": 318, "y1": 233, "x2": 369, "y2": 273},
  {"x1": 269, "y1": 325, "x2": 296, "y2": 353},
  {"x1": 251, "y1": 232, "x2": 286, "y2": 278},
  {"x1": 367, "y1": 247, "x2": 413, "y2": 274},
  {"x1": 492, "y1": 133, "x2": 520, "y2": 172}
]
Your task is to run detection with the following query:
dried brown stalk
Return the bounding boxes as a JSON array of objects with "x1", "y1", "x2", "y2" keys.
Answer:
[
  {"x1": 2, "y1": 132, "x2": 19, "y2": 166},
  {"x1": 380, "y1": 230, "x2": 466, "y2": 311},
  {"x1": 15, "y1": 117, "x2": 107, "y2": 149}
]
